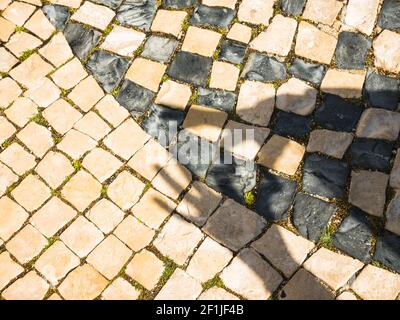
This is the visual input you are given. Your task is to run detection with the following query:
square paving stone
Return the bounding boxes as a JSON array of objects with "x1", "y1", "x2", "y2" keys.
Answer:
[
  {"x1": 335, "y1": 31, "x2": 371, "y2": 70},
  {"x1": 141, "y1": 104, "x2": 184, "y2": 147},
  {"x1": 176, "y1": 181, "x2": 222, "y2": 226},
  {"x1": 163, "y1": 0, "x2": 199, "y2": 8},
  {"x1": 203, "y1": 199, "x2": 265, "y2": 252},
  {"x1": 292, "y1": 193, "x2": 337, "y2": 241},
  {"x1": 315, "y1": 94, "x2": 363, "y2": 132},
  {"x1": 374, "y1": 231, "x2": 400, "y2": 273},
  {"x1": 64, "y1": 23, "x2": 101, "y2": 60},
  {"x1": 155, "y1": 80, "x2": 192, "y2": 110},
  {"x1": 100, "y1": 25, "x2": 146, "y2": 57},
  {"x1": 114, "y1": 215, "x2": 154, "y2": 251},
  {"x1": 241, "y1": 52, "x2": 287, "y2": 82},
  {"x1": 220, "y1": 120, "x2": 270, "y2": 160},
  {"x1": 132, "y1": 187, "x2": 176, "y2": 229},
  {"x1": 182, "y1": 104, "x2": 227, "y2": 142},
  {"x1": 117, "y1": 0, "x2": 157, "y2": 31},
  {"x1": 151, "y1": 9, "x2": 187, "y2": 37},
  {"x1": 189, "y1": 5, "x2": 235, "y2": 29},
  {"x1": 280, "y1": 0, "x2": 306, "y2": 16},
  {"x1": 378, "y1": 0, "x2": 400, "y2": 31},
  {"x1": 142, "y1": 35, "x2": 178, "y2": 63},
  {"x1": 170, "y1": 129, "x2": 217, "y2": 178},
  {"x1": 252, "y1": 225, "x2": 315, "y2": 278},
  {"x1": 154, "y1": 214, "x2": 203, "y2": 265},
  {"x1": 220, "y1": 248, "x2": 282, "y2": 300},
  {"x1": 306, "y1": 129, "x2": 353, "y2": 159},
  {"x1": 71, "y1": 1, "x2": 115, "y2": 31},
  {"x1": 272, "y1": 111, "x2": 312, "y2": 140},
  {"x1": 181, "y1": 26, "x2": 222, "y2": 57},
  {"x1": 363, "y1": 71, "x2": 399, "y2": 111},
  {"x1": 116, "y1": 80, "x2": 155, "y2": 117},
  {"x1": 2, "y1": 271, "x2": 49, "y2": 300},
  {"x1": 197, "y1": 87, "x2": 237, "y2": 113},
  {"x1": 351, "y1": 264, "x2": 400, "y2": 300},
  {"x1": 279, "y1": 269, "x2": 334, "y2": 300},
  {"x1": 219, "y1": 39, "x2": 247, "y2": 64},
  {"x1": 209, "y1": 61, "x2": 240, "y2": 91},
  {"x1": 126, "y1": 57, "x2": 167, "y2": 92},
  {"x1": 349, "y1": 170, "x2": 389, "y2": 217},
  {"x1": 255, "y1": 171, "x2": 297, "y2": 221},
  {"x1": 58, "y1": 264, "x2": 108, "y2": 300},
  {"x1": 332, "y1": 207, "x2": 373, "y2": 263},
  {"x1": 238, "y1": 0, "x2": 274, "y2": 25},
  {"x1": 86, "y1": 235, "x2": 132, "y2": 280},
  {"x1": 303, "y1": 247, "x2": 364, "y2": 291},
  {"x1": 350, "y1": 138, "x2": 393, "y2": 172},
  {"x1": 302, "y1": 154, "x2": 350, "y2": 200},
  {"x1": 167, "y1": 51, "x2": 212, "y2": 86},
  {"x1": 186, "y1": 237, "x2": 233, "y2": 283},
  {"x1": 42, "y1": 4, "x2": 70, "y2": 30},
  {"x1": 102, "y1": 278, "x2": 140, "y2": 300},
  {"x1": 257, "y1": 135, "x2": 305, "y2": 176},
  {"x1": 206, "y1": 151, "x2": 257, "y2": 204},
  {"x1": 125, "y1": 250, "x2": 164, "y2": 291},
  {"x1": 86, "y1": 50, "x2": 129, "y2": 93},
  {"x1": 60, "y1": 216, "x2": 104, "y2": 258},
  {"x1": 288, "y1": 58, "x2": 326, "y2": 85},
  {"x1": 155, "y1": 269, "x2": 202, "y2": 300}
]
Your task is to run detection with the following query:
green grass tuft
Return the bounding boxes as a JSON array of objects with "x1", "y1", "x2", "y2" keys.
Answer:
[
  {"x1": 72, "y1": 160, "x2": 82, "y2": 171},
  {"x1": 202, "y1": 276, "x2": 224, "y2": 290},
  {"x1": 319, "y1": 225, "x2": 335, "y2": 249},
  {"x1": 244, "y1": 190, "x2": 256, "y2": 207},
  {"x1": 30, "y1": 113, "x2": 49, "y2": 127},
  {"x1": 19, "y1": 49, "x2": 36, "y2": 62}
]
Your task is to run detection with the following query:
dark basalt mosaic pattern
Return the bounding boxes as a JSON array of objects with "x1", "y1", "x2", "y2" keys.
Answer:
[{"x1": 43, "y1": 0, "x2": 400, "y2": 273}]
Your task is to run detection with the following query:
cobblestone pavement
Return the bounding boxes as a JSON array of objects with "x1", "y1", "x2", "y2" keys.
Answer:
[{"x1": 0, "y1": 0, "x2": 400, "y2": 300}]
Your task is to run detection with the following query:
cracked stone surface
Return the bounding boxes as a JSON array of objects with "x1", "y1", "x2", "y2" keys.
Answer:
[{"x1": 0, "y1": 0, "x2": 400, "y2": 301}]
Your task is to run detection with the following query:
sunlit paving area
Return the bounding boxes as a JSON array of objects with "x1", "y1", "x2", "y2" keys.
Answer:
[{"x1": 1, "y1": 0, "x2": 400, "y2": 301}]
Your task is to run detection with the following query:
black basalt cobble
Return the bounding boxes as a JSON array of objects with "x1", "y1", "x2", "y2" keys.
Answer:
[
  {"x1": 163, "y1": 0, "x2": 198, "y2": 8},
  {"x1": 116, "y1": 80, "x2": 155, "y2": 117},
  {"x1": 64, "y1": 23, "x2": 101, "y2": 61},
  {"x1": 374, "y1": 231, "x2": 400, "y2": 273},
  {"x1": 280, "y1": 0, "x2": 306, "y2": 16},
  {"x1": 302, "y1": 154, "x2": 350, "y2": 200},
  {"x1": 332, "y1": 207, "x2": 373, "y2": 262},
  {"x1": 197, "y1": 87, "x2": 237, "y2": 113},
  {"x1": 189, "y1": 5, "x2": 235, "y2": 29},
  {"x1": 363, "y1": 71, "x2": 399, "y2": 111},
  {"x1": 92, "y1": 0, "x2": 123, "y2": 9},
  {"x1": 292, "y1": 193, "x2": 337, "y2": 241},
  {"x1": 219, "y1": 40, "x2": 247, "y2": 65},
  {"x1": 273, "y1": 111, "x2": 312, "y2": 140},
  {"x1": 288, "y1": 58, "x2": 326, "y2": 85},
  {"x1": 42, "y1": 4, "x2": 70, "y2": 30},
  {"x1": 255, "y1": 171, "x2": 297, "y2": 221},
  {"x1": 86, "y1": 50, "x2": 129, "y2": 93},
  {"x1": 335, "y1": 31, "x2": 371, "y2": 70},
  {"x1": 315, "y1": 94, "x2": 363, "y2": 132},
  {"x1": 378, "y1": 0, "x2": 400, "y2": 31},
  {"x1": 141, "y1": 36, "x2": 178, "y2": 63},
  {"x1": 350, "y1": 138, "x2": 393, "y2": 172},
  {"x1": 117, "y1": 0, "x2": 157, "y2": 31},
  {"x1": 241, "y1": 53, "x2": 287, "y2": 82},
  {"x1": 141, "y1": 104, "x2": 184, "y2": 147},
  {"x1": 206, "y1": 151, "x2": 257, "y2": 204},
  {"x1": 170, "y1": 129, "x2": 217, "y2": 178},
  {"x1": 168, "y1": 51, "x2": 212, "y2": 86}
]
